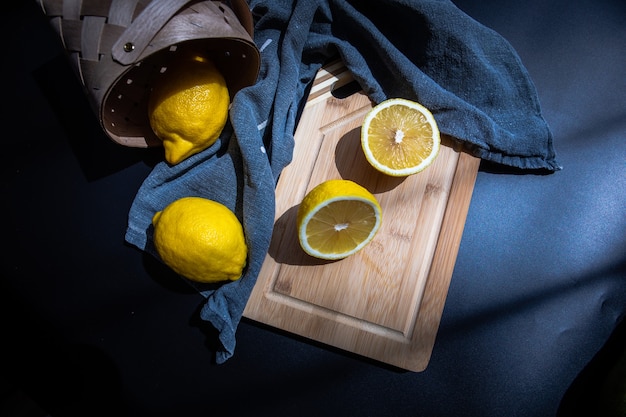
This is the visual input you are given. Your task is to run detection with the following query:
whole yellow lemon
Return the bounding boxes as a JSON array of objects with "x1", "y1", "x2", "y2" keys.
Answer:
[
  {"x1": 152, "y1": 197, "x2": 247, "y2": 283},
  {"x1": 148, "y1": 53, "x2": 230, "y2": 165}
]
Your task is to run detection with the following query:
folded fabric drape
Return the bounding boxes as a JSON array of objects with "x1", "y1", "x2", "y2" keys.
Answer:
[{"x1": 125, "y1": 0, "x2": 560, "y2": 363}]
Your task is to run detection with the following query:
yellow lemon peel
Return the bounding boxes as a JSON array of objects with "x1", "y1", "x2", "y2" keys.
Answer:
[
  {"x1": 148, "y1": 53, "x2": 230, "y2": 165},
  {"x1": 296, "y1": 179, "x2": 382, "y2": 260},
  {"x1": 361, "y1": 98, "x2": 440, "y2": 176},
  {"x1": 152, "y1": 197, "x2": 247, "y2": 283}
]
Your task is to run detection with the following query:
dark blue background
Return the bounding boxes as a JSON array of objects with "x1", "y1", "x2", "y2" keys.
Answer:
[{"x1": 2, "y1": 1, "x2": 624, "y2": 416}]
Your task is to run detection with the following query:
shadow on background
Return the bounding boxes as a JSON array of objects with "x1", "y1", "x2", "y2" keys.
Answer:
[
  {"x1": 32, "y1": 54, "x2": 163, "y2": 182},
  {"x1": 558, "y1": 315, "x2": 626, "y2": 417},
  {"x1": 0, "y1": 285, "x2": 128, "y2": 417}
]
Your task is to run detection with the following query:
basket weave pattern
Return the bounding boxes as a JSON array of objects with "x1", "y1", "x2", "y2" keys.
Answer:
[{"x1": 38, "y1": 0, "x2": 259, "y2": 147}]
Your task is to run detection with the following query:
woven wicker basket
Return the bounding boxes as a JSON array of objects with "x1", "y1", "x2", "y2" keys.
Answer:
[{"x1": 37, "y1": 0, "x2": 260, "y2": 147}]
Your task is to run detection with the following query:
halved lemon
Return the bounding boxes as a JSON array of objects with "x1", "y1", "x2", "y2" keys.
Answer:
[
  {"x1": 296, "y1": 179, "x2": 382, "y2": 260},
  {"x1": 361, "y1": 98, "x2": 440, "y2": 176}
]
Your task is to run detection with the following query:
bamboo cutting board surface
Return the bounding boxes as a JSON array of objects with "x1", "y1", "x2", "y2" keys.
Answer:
[{"x1": 243, "y1": 60, "x2": 480, "y2": 372}]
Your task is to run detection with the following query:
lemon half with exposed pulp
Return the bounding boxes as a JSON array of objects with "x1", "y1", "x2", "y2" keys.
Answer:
[
  {"x1": 296, "y1": 179, "x2": 382, "y2": 260},
  {"x1": 152, "y1": 197, "x2": 247, "y2": 283},
  {"x1": 148, "y1": 53, "x2": 230, "y2": 165},
  {"x1": 361, "y1": 98, "x2": 440, "y2": 177}
]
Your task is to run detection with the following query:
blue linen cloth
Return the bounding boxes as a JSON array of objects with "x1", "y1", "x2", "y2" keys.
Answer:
[{"x1": 125, "y1": 0, "x2": 560, "y2": 364}]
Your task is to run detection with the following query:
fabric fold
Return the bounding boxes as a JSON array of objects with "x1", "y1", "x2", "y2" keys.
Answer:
[{"x1": 126, "y1": 0, "x2": 560, "y2": 363}]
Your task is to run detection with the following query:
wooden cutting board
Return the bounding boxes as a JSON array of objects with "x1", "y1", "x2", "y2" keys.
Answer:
[{"x1": 243, "y1": 60, "x2": 480, "y2": 371}]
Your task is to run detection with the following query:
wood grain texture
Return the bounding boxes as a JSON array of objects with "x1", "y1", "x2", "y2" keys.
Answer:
[{"x1": 243, "y1": 61, "x2": 480, "y2": 371}]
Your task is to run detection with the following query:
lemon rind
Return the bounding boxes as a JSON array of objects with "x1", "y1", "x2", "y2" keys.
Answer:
[
  {"x1": 361, "y1": 98, "x2": 441, "y2": 177},
  {"x1": 298, "y1": 196, "x2": 382, "y2": 260}
]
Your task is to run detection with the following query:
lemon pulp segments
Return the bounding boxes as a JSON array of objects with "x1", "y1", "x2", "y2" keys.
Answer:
[
  {"x1": 361, "y1": 98, "x2": 440, "y2": 176},
  {"x1": 297, "y1": 179, "x2": 382, "y2": 260}
]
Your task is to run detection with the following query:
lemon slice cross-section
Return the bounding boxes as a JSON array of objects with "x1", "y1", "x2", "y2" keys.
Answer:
[
  {"x1": 361, "y1": 98, "x2": 440, "y2": 177},
  {"x1": 297, "y1": 179, "x2": 382, "y2": 260}
]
